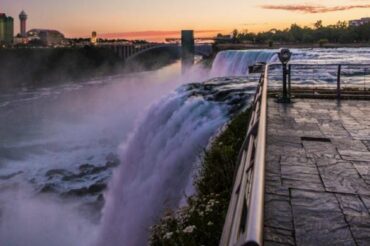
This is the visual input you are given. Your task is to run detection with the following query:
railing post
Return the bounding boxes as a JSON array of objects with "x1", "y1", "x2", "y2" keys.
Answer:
[
  {"x1": 337, "y1": 65, "x2": 341, "y2": 100},
  {"x1": 288, "y1": 64, "x2": 291, "y2": 98},
  {"x1": 282, "y1": 64, "x2": 288, "y2": 100}
]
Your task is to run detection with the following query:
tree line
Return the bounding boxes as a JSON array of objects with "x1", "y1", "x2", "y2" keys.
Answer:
[{"x1": 220, "y1": 20, "x2": 370, "y2": 45}]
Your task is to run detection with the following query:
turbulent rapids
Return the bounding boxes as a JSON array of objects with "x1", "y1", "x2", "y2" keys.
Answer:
[{"x1": 1, "y1": 48, "x2": 370, "y2": 246}]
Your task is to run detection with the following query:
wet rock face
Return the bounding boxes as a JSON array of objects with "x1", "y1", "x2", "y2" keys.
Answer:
[
  {"x1": 264, "y1": 99, "x2": 370, "y2": 246},
  {"x1": 0, "y1": 171, "x2": 23, "y2": 180},
  {"x1": 184, "y1": 77, "x2": 259, "y2": 115},
  {"x1": 40, "y1": 153, "x2": 120, "y2": 198}
]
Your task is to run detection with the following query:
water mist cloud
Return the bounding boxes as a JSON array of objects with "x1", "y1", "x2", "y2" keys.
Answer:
[{"x1": 0, "y1": 191, "x2": 98, "y2": 246}]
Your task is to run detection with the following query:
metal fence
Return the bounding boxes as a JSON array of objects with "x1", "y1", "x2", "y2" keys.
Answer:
[
  {"x1": 220, "y1": 65, "x2": 268, "y2": 246},
  {"x1": 267, "y1": 63, "x2": 370, "y2": 99}
]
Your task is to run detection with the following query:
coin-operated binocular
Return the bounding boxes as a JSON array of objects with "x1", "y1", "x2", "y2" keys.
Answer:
[{"x1": 277, "y1": 48, "x2": 292, "y2": 103}]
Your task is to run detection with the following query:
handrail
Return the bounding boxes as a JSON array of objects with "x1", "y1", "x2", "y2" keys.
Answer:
[
  {"x1": 267, "y1": 63, "x2": 370, "y2": 100},
  {"x1": 269, "y1": 62, "x2": 370, "y2": 66},
  {"x1": 220, "y1": 64, "x2": 268, "y2": 246}
]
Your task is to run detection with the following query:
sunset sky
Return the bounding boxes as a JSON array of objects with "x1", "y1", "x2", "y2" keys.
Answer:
[{"x1": 2, "y1": 0, "x2": 370, "y2": 41}]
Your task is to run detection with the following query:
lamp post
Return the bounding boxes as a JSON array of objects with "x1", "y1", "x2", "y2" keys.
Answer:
[{"x1": 277, "y1": 48, "x2": 292, "y2": 103}]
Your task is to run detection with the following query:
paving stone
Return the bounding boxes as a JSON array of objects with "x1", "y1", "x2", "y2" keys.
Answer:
[
  {"x1": 318, "y1": 162, "x2": 370, "y2": 195},
  {"x1": 362, "y1": 140, "x2": 370, "y2": 150},
  {"x1": 332, "y1": 139, "x2": 368, "y2": 152},
  {"x1": 265, "y1": 162, "x2": 281, "y2": 176},
  {"x1": 315, "y1": 156, "x2": 344, "y2": 167},
  {"x1": 360, "y1": 196, "x2": 370, "y2": 213},
  {"x1": 264, "y1": 227, "x2": 295, "y2": 245},
  {"x1": 264, "y1": 193, "x2": 293, "y2": 230},
  {"x1": 352, "y1": 162, "x2": 370, "y2": 183},
  {"x1": 264, "y1": 241, "x2": 287, "y2": 246},
  {"x1": 280, "y1": 155, "x2": 315, "y2": 167},
  {"x1": 281, "y1": 164, "x2": 318, "y2": 177},
  {"x1": 265, "y1": 173, "x2": 281, "y2": 185},
  {"x1": 282, "y1": 178, "x2": 324, "y2": 191},
  {"x1": 269, "y1": 146, "x2": 306, "y2": 158},
  {"x1": 303, "y1": 141, "x2": 338, "y2": 158},
  {"x1": 339, "y1": 150, "x2": 370, "y2": 162},
  {"x1": 336, "y1": 194, "x2": 369, "y2": 217},
  {"x1": 291, "y1": 189, "x2": 355, "y2": 246},
  {"x1": 318, "y1": 121, "x2": 351, "y2": 138},
  {"x1": 346, "y1": 215, "x2": 370, "y2": 245},
  {"x1": 265, "y1": 183, "x2": 290, "y2": 196},
  {"x1": 268, "y1": 135, "x2": 302, "y2": 148}
]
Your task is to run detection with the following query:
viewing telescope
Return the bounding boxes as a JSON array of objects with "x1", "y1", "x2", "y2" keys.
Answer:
[{"x1": 277, "y1": 48, "x2": 292, "y2": 103}]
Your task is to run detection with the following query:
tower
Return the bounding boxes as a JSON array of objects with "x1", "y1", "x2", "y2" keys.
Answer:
[
  {"x1": 181, "y1": 30, "x2": 195, "y2": 72},
  {"x1": 0, "y1": 14, "x2": 14, "y2": 45},
  {"x1": 91, "y1": 31, "x2": 97, "y2": 45},
  {"x1": 19, "y1": 10, "x2": 27, "y2": 37}
]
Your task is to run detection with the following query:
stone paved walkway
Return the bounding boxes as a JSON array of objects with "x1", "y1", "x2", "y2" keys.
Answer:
[{"x1": 264, "y1": 99, "x2": 370, "y2": 246}]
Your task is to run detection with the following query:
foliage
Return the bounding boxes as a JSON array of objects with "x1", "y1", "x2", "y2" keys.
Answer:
[
  {"x1": 222, "y1": 21, "x2": 370, "y2": 45},
  {"x1": 150, "y1": 109, "x2": 251, "y2": 245},
  {"x1": 318, "y1": 39, "x2": 329, "y2": 47},
  {"x1": 0, "y1": 46, "x2": 178, "y2": 90}
]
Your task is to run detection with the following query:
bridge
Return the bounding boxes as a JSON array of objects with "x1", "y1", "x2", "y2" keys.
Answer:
[
  {"x1": 99, "y1": 42, "x2": 213, "y2": 61},
  {"x1": 221, "y1": 61, "x2": 370, "y2": 246}
]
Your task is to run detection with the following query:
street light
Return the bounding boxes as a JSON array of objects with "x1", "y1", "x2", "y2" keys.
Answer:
[{"x1": 277, "y1": 48, "x2": 292, "y2": 103}]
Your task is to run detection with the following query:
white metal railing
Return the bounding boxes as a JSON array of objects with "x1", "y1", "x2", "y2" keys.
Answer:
[{"x1": 220, "y1": 65, "x2": 268, "y2": 246}]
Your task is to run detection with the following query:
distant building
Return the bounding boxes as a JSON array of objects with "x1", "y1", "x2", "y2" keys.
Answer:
[
  {"x1": 349, "y1": 18, "x2": 370, "y2": 27},
  {"x1": 27, "y1": 29, "x2": 65, "y2": 46},
  {"x1": 0, "y1": 13, "x2": 14, "y2": 45},
  {"x1": 19, "y1": 10, "x2": 27, "y2": 37}
]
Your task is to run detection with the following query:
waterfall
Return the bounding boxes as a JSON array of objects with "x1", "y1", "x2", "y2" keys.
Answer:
[
  {"x1": 96, "y1": 50, "x2": 267, "y2": 245},
  {"x1": 210, "y1": 50, "x2": 277, "y2": 77}
]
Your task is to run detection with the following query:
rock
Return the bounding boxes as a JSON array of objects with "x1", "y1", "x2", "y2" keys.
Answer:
[
  {"x1": 105, "y1": 153, "x2": 120, "y2": 167},
  {"x1": 64, "y1": 183, "x2": 107, "y2": 197},
  {"x1": 0, "y1": 171, "x2": 23, "y2": 180},
  {"x1": 45, "y1": 169, "x2": 73, "y2": 178}
]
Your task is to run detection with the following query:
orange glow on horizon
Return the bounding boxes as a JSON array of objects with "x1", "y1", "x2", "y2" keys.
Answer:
[{"x1": 3, "y1": 0, "x2": 370, "y2": 41}]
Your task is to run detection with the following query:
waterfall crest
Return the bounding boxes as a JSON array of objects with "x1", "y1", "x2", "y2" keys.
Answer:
[{"x1": 210, "y1": 50, "x2": 277, "y2": 77}]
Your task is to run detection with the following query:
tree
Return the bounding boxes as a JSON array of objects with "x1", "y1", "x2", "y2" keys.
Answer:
[
  {"x1": 314, "y1": 20, "x2": 323, "y2": 29},
  {"x1": 224, "y1": 20, "x2": 369, "y2": 45},
  {"x1": 232, "y1": 29, "x2": 239, "y2": 43}
]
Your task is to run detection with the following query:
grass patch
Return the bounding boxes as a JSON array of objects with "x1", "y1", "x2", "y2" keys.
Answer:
[{"x1": 150, "y1": 108, "x2": 251, "y2": 245}]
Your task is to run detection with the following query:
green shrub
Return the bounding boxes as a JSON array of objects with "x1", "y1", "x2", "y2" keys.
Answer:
[
  {"x1": 268, "y1": 40, "x2": 274, "y2": 48},
  {"x1": 318, "y1": 38, "x2": 329, "y2": 47}
]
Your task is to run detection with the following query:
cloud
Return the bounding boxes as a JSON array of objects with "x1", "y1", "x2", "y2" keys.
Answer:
[
  {"x1": 241, "y1": 22, "x2": 269, "y2": 26},
  {"x1": 260, "y1": 4, "x2": 370, "y2": 13}
]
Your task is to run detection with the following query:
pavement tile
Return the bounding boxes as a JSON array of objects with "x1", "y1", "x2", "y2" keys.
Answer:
[
  {"x1": 265, "y1": 99, "x2": 370, "y2": 245},
  {"x1": 291, "y1": 189, "x2": 355, "y2": 246},
  {"x1": 264, "y1": 227, "x2": 295, "y2": 245},
  {"x1": 265, "y1": 193, "x2": 294, "y2": 230}
]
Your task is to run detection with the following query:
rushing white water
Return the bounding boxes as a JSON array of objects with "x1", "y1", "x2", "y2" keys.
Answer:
[
  {"x1": 210, "y1": 50, "x2": 278, "y2": 77},
  {"x1": 97, "y1": 90, "x2": 228, "y2": 245},
  {"x1": 96, "y1": 80, "x2": 257, "y2": 245},
  {"x1": 267, "y1": 48, "x2": 370, "y2": 87}
]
